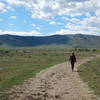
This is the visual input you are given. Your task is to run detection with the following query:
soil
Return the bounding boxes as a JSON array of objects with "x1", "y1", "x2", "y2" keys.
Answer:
[{"x1": 8, "y1": 57, "x2": 99, "y2": 100}]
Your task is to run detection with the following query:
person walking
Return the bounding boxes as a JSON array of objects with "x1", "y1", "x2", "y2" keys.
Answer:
[{"x1": 69, "y1": 52, "x2": 76, "y2": 72}]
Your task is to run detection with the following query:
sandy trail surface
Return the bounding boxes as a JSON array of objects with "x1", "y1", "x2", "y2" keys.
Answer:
[{"x1": 8, "y1": 57, "x2": 99, "y2": 100}]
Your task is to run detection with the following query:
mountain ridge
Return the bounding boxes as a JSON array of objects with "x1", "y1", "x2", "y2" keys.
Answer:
[{"x1": 0, "y1": 34, "x2": 100, "y2": 48}]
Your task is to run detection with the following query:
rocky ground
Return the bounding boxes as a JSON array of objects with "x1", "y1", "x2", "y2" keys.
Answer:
[{"x1": 8, "y1": 57, "x2": 99, "y2": 100}]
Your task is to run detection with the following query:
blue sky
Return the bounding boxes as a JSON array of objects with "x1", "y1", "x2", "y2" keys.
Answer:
[{"x1": 0, "y1": 0, "x2": 100, "y2": 36}]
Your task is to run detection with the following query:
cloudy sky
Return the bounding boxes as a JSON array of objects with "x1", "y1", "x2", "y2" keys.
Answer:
[{"x1": 0, "y1": 0, "x2": 100, "y2": 36}]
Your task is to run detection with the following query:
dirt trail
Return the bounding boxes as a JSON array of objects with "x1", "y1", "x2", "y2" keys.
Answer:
[{"x1": 8, "y1": 57, "x2": 99, "y2": 100}]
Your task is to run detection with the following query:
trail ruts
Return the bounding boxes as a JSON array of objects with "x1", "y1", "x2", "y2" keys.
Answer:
[{"x1": 7, "y1": 57, "x2": 99, "y2": 100}]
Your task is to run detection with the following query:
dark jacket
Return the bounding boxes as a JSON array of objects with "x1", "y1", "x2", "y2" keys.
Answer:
[{"x1": 70, "y1": 55, "x2": 76, "y2": 62}]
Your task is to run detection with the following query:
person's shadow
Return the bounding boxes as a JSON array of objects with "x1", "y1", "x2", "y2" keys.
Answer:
[{"x1": 74, "y1": 70, "x2": 84, "y2": 72}]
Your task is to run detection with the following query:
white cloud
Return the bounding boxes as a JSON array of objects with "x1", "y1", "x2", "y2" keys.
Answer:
[
  {"x1": 36, "y1": 27, "x2": 41, "y2": 30},
  {"x1": 0, "y1": 19, "x2": 3, "y2": 22},
  {"x1": 0, "y1": 2, "x2": 7, "y2": 13},
  {"x1": 65, "y1": 21, "x2": 100, "y2": 33},
  {"x1": 32, "y1": 24, "x2": 36, "y2": 27},
  {"x1": 65, "y1": 23, "x2": 81, "y2": 31},
  {"x1": 70, "y1": 18, "x2": 82, "y2": 24},
  {"x1": 0, "y1": 30, "x2": 43, "y2": 36},
  {"x1": 5, "y1": 0, "x2": 100, "y2": 27},
  {"x1": 82, "y1": 16, "x2": 100, "y2": 28},
  {"x1": 24, "y1": 20, "x2": 27, "y2": 23},
  {"x1": 5, "y1": 0, "x2": 100, "y2": 19},
  {"x1": 32, "y1": 24, "x2": 41, "y2": 30},
  {"x1": 96, "y1": 10, "x2": 100, "y2": 17},
  {"x1": 82, "y1": 17, "x2": 100, "y2": 30},
  {"x1": 51, "y1": 29, "x2": 100, "y2": 36},
  {"x1": 62, "y1": 17, "x2": 70, "y2": 21},
  {"x1": 10, "y1": 16, "x2": 16, "y2": 19},
  {"x1": 49, "y1": 21, "x2": 63, "y2": 25},
  {"x1": 2, "y1": 0, "x2": 100, "y2": 36},
  {"x1": 9, "y1": 23, "x2": 14, "y2": 26},
  {"x1": 64, "y1": 16, "x2": 100, "y2": 34}
]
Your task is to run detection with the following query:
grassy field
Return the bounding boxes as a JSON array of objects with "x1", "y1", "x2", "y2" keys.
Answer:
[
  {"x1": 78, "y1": 57, "x2": 100, "y2": 97},
  {"x1": 0, "y1": 47, "x2": 99, "y2": 99}
]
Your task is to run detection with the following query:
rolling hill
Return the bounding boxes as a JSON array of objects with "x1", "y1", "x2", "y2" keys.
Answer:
[{"x1": 0, "y1": 34, "x2": 100, "y2": 48}]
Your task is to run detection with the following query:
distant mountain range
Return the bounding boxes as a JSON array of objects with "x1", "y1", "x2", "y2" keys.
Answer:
[{"x1": 0, "y1": 34, "x2": 100, "y2": 48}]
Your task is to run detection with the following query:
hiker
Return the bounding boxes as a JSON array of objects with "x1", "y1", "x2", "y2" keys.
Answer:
[{"x1": 69, "y1": 52, "x2": 76, "y2": 72}]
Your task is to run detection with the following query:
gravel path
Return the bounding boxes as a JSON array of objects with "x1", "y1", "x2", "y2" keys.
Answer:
[{"x1": 8, "y1": 57, "x2": 99, "y2": 100}]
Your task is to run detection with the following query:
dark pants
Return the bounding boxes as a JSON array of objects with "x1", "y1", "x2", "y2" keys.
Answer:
[{"x1": 71, "y1": 61, "x2": 75, "y2": 72}]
